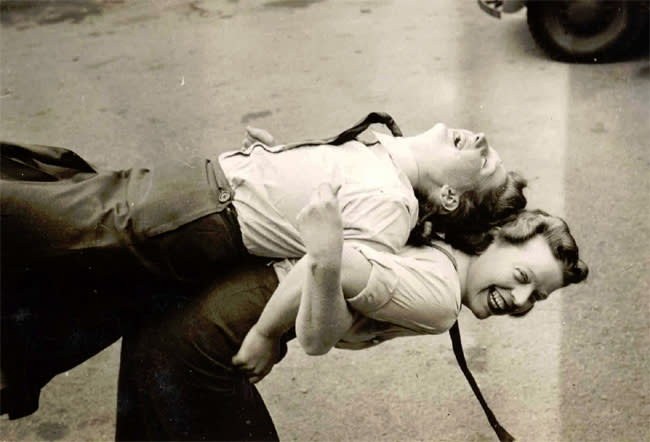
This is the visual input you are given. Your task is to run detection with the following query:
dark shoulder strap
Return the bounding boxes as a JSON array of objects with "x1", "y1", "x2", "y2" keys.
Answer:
[
  {"x1": 426, "y1": 242, "x2": 458, "y2": 270},
  {"x1": 449, "y1": 323, "x2": 515, "y2": 441},
  {"x1": 326, "y1": 111, "x2": 403, "y2": 145},
  {"x1": 280, "y1": 112, "x2": 403, "y2": 151},
  {"x1": 427, "y1": 241, "x2": 515, "y2": 441}
]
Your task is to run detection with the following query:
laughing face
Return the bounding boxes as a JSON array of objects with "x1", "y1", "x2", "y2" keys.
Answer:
[
  {"x1": 425, "y1": 123, "x2": 507, "y2": 195},
  {"x1": 462, "y1": 234, "x2": 565, "y2": 319}
]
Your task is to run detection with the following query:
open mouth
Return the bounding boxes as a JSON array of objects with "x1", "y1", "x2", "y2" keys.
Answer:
[{"x1": 487, "y1": 287, "x2": 509, "y2": 315}]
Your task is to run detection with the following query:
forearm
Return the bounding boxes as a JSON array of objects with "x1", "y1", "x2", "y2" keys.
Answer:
[
  {"x1": 252, "y1": 257, "x2": 309, "y2": 338},
  {"x1": 256, "y1": 177, "x2": 375, "y2": 353},
  {"x1": 296, "y1": 254, "x2": 354, "y2": 355}
]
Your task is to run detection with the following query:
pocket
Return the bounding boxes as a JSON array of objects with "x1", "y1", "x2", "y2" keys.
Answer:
[{"x1": 131, "y1": 158, "x2": 223, "y2": 238}]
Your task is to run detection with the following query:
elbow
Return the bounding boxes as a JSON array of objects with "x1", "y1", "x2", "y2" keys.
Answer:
[
  {"x1": 303, "y1": 345, "x2": 330, "y2": 356},
  {"x1": 298, "y1": 333, "x2": 334, "y2": 356}
]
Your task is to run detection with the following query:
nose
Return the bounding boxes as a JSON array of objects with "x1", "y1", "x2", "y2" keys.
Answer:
[
  {"x1": 474, "y1": 133, "x2": 488, "y2": 150},
  {"x1": 511, "y1": 284, "x2": 534, "y2": 307},
  {"x1": 433, "y1": 122, "x2": 448, "y2": 136}
]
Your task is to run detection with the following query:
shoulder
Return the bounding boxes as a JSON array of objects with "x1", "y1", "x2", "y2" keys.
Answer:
[
  {"x1": 341, "y1": 196, "x2": 418, "y2": 254},
  {"x1": 365, "y1": 244, "x2": 458, "y2": 285},
  {"x1": 351, "y1": 244, "x2": 461, "y2": 331},
  {"x1": 396, "y1": 247, "x2": 461, "y2": 331}
]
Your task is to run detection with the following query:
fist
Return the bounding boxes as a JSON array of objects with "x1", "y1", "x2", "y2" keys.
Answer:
[{"x1": 296, "y1": 183, "x2": 343, "y2": 262}]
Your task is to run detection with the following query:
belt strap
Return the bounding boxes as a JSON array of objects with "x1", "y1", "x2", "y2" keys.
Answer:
[
  {"x1": 450, "y1": 322, "x2": 515, "y2": 442},
  {"x1": 206, "y1": 158, "x2": 234, "y2": 203}
]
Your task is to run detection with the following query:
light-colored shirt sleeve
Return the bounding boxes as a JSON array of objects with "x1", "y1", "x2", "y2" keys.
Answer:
[
  {"x1": 344, "y1": 245, "x2": 461, "y2": 335},
  {"x1": 340, "y1": 192, "x2": 415, "y2": 254}
]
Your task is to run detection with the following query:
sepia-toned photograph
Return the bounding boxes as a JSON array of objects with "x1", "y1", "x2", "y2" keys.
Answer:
[{"x1": 1, "y1": 1, "x2": 648, "y2": 441}]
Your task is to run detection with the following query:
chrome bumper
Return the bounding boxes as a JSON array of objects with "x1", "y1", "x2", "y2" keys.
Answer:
[
  {"x1": 478, "y1": 0, "x2": 503, "y2": 18},
  {"x1": 477, "y1": 0, "x2": 525, "y2": 18}
]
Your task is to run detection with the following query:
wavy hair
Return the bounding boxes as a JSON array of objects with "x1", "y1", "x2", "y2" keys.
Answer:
[
  {"x1": 493, "y1": 209, "x2": 588, "y2": 285},
  {"x1": 484, "y1": 209, "x2": 588, "y2": 317},
  {"x1": 447, "y1": 209, "x2": 588, "y2": 289},
  {"x1": 409, "y1": 171, "x2": 528, "y2": 254}
]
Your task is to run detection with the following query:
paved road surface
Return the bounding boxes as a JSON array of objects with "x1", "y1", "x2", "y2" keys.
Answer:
[{"x1": 1, "y1": 1, "x2": 648, "y2": 441}]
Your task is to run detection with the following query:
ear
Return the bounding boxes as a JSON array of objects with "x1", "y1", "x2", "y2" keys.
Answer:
[
  {"x1": 372, "y1": 130, "x2": 395, "y2": 146},
  {"x1": 439, "y1": 185, "x2": 459, "y2": 212}
]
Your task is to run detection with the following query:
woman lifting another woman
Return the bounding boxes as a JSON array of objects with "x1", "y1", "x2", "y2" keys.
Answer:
[{"x1": 116, "y1": 183, "x2": 587, "y2": 441}]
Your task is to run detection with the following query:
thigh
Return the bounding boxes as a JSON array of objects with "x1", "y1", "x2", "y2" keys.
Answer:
[
  {"x1": 117, "y1": 336, "x2": 278, "y2": 442},
  {"x1": 1, "y1": 177, "x2": 247, "y2": 285},
  {"x1": 142, "y1": 207, "x2": 248, "y2": 283},
  {"x1": 116, "y1": 260, "x2": 283, "y2": 441}
]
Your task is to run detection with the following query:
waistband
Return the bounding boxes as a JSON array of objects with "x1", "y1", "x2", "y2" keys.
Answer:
[{"x1": 206, "y1": 158, "x2": 234, "y2": 204}]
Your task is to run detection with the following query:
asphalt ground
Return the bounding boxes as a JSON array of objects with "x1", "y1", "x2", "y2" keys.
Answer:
[{"x1": 0, "y1": 1, "x2": 648, "y2": 441}]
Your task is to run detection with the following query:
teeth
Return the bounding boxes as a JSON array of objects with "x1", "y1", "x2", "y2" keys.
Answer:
[{"x1": 489, "y1": 288, "x2": 505, "y2": 312}]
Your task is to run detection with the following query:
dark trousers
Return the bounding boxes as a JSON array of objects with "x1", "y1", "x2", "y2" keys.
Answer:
[
  {"x1": 0, "y1": 142, "x2": 249, "y2": 419},
  {"x1": 116, "y1": 260, "x2": 286, "y2": 442}
]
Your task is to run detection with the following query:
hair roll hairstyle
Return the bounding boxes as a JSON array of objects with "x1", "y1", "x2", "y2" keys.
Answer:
[
  {"x1": 485, "y1": 209, "x2": 589, "y2": 318},
  {"x1": 454, "y1": 209, "x2": 588, "y2": 287},
  {"x1": 491, "y1": 209, "x2": 588, "y2": 286},
  {"x1": 409, "y1": 171, "x2": 528, "y2": 254}
]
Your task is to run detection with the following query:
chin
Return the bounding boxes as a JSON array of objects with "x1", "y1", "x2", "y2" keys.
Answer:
[{"x1": 470, "y1": 308, "x2": 490, "y2": 320}]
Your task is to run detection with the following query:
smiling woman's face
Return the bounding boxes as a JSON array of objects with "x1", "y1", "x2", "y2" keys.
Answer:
[{"x1": 462, "y1": 235, "x2": 565, "y2": 319}]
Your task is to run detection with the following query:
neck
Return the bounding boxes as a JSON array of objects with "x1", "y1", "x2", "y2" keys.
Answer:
[
  {"x1": 452, "y1": 248, "x2": 472, "y2": 304},
  {"x1": 378, "y1": 134, "x2": 421, "y2": 190}
]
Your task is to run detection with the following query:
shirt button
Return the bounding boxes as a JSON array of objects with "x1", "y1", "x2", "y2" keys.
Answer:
[{"x1": 218, "y1": 191, "x2": 230, "y2": 203}]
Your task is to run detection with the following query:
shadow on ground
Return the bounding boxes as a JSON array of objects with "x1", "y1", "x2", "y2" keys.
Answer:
[{"x1": 0, "y1": 0, "x2": 115, "y2": 27}]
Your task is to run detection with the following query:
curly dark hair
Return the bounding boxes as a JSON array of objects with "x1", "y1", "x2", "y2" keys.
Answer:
[
  {"x1": 490, "y1": 209, "x2": 588, "y2": 286},
  {"x1": 424, "y1": 208, "x2": 588, "y2": 318},
  {"x1": 480, "y1": 209, "x2": 589, "y2": 317},
  {"x1": 408, "y1": 171, "x2": 528, "y2": 254}
]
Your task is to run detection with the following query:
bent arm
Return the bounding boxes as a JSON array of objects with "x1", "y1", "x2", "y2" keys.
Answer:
[
  {"x1": 250, "y1": 243, "x2": 371, "y2": 354},
  {"x1": 292, "y1": 183, "x2": 374, "y2": 355},
  {"x1": 250, "y1": 256, "x2": 306, "y2": 339},
  {"x1": 250, "y1": 243, "x2": 459, "y2": 364},
  {"x1": 238, "y1": 182, "x2": 396, "y2": 366},
  {"x1": 296, "y1": 244, "x2": 371, "y2": 355}
]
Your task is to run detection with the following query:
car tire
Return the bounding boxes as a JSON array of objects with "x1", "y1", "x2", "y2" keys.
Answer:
[{"x1": 527, "y1": 0, "x2": 649, "y2": 62}]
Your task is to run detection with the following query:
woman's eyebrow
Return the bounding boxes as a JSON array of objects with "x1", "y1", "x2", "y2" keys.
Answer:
[{"x1": 523, "y1": 265, "x2": 537, "y2": 282}]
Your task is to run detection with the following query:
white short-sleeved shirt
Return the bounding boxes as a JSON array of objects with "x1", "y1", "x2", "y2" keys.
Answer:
[
  {"x1": 218, "y1": 141, "x2": 418, "y2": 258},
  {"x1": 272, "y1": 241, "x2": 461, "y2": 350}
]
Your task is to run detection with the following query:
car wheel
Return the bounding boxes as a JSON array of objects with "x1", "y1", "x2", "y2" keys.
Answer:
[{"x1": 527, "y1": 0, "x2": 648, "y2": 62}]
